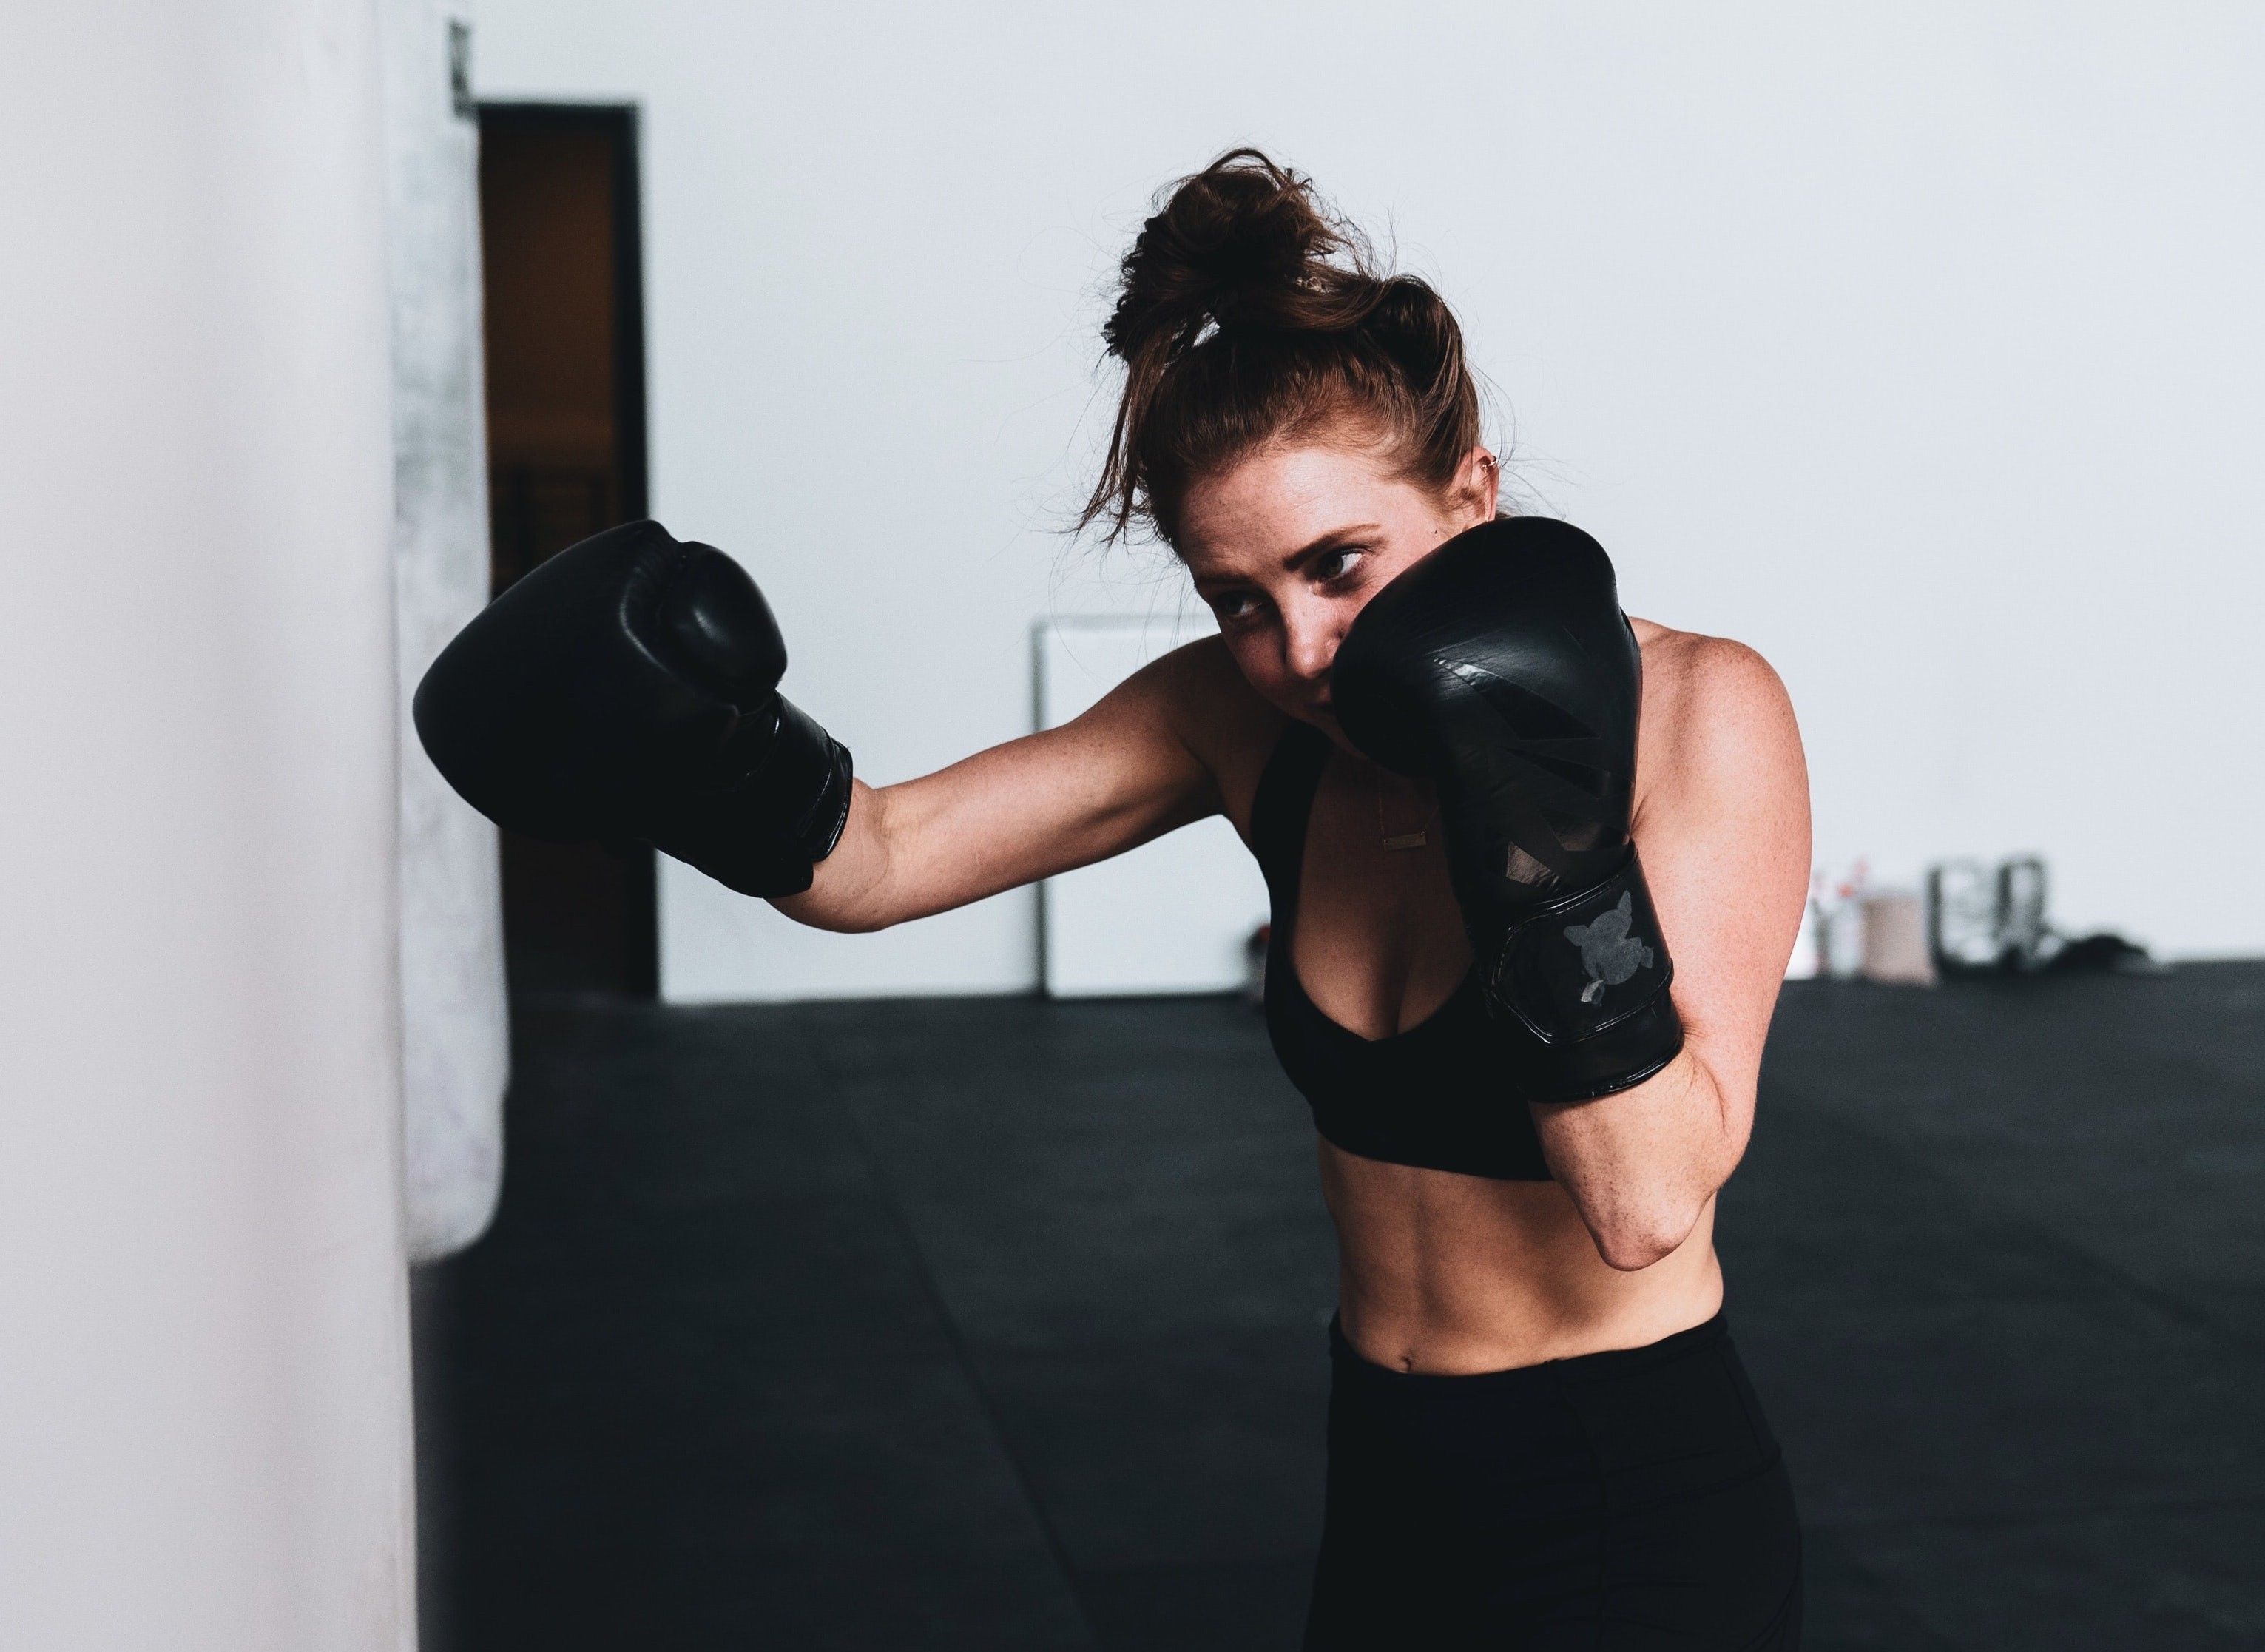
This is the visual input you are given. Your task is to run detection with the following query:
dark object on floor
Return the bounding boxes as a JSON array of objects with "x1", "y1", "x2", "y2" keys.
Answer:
[
  {"x1": 2039, "y1": 931, "x2": 2163, "y2": 975},
  {"x1": 414, "y1": 965, "x2": 2265, "y2": 1651}
]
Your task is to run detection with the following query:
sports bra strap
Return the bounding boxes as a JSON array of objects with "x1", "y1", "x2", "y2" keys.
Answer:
[{"x1": 1249, "y1": 721, "x2": 1332, "y2": 913}]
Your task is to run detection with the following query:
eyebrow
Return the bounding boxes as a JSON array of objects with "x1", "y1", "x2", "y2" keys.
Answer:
[{"x1": 1192, "y1": 523, "x2": 1384, "y2": 591}]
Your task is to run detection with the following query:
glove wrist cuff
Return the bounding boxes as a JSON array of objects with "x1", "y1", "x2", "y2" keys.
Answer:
[
  {"x1": 1482, "y1": 849, "x2": 1684, "y2": 1099},
  {"x1": 649, "y1": 695, "x2": 854, "y2": 897}
]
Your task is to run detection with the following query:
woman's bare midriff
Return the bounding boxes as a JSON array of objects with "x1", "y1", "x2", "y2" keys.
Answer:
[{"x1": 1319, "y1": 1139, "x2": 1725, "y2": 1376}]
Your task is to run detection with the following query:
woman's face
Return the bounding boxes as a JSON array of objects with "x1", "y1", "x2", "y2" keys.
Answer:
[{"x1": 1178, "y1": 434, "x2": 1497, "y2": 744}]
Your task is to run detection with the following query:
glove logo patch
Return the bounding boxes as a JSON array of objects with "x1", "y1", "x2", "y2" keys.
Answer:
[{"x1": 1564, "y1": 892, "x2": 1655, "y2": 1004}]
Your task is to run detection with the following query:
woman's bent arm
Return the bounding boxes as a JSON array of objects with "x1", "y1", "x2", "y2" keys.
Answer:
[{"x1": 1534, "y1": 634, "x2": 1812, "y2": 1270}]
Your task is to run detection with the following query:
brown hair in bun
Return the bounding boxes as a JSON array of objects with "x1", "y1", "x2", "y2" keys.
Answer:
[{"x1": 1084, "y1": 149, "x2": 1483, "y2": 549}]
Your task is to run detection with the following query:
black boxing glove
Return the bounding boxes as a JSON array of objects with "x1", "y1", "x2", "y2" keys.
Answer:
[
  {"x1": 1330, "y1": 517, "x2": 1682, "y2": 1101},
  {"x1": 413, "y1": 519, "x2": 851, "y2": 897}
]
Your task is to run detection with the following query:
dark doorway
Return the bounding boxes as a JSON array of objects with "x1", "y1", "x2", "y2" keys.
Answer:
[{"x1": 477, "y1": 104, "x2": 655, "y2": 997}]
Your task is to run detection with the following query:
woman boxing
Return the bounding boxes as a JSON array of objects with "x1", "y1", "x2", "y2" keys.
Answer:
[{"x1": 418, "y1": 149, "x2": 1810, "y2": 1648}]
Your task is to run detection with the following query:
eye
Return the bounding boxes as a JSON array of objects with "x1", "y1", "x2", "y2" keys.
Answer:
[
  {"x1": 1206, "y1": 588, "x2": 1264, "y2": 625},
  {"x1": 1312, "y1": 545, "x2": 1368, "y2": 586}
]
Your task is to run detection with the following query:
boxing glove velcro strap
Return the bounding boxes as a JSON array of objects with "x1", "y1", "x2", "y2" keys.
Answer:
[
  {"x1": 645, "y1": 696, "x2": 854, "y2": 897},
  {"x1": 729, "y1": 695, "x2": 854, "y2": 860},
  {"x1": 1523, "y1": 991, "x2": 1684, "y2": 1105},
  {"x1": 1482, "y1": 849, "x2": 1682, "y2": 1090}
]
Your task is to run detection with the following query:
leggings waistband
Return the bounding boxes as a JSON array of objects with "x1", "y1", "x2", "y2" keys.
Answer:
[{"x1": 1327, "y1": 1308, "x2": 1732, "y2": 1393}]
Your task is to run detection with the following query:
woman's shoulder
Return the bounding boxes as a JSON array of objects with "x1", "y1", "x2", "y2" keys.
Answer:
[
  {"x1": 1630, "y1": 619, "x2": 1791, "y2": 718},
  {"x1": 1627, "y1": 619, "x2": 1803, "y2": 816}
]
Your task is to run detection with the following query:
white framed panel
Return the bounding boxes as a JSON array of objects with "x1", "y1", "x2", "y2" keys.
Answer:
[{"x1": 1036, "y1": 618, "x2": 1269, "y2": 997}]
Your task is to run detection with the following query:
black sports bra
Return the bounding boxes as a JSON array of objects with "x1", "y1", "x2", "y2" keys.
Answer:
[{"x1": 1252, "y1": 722, "x2": 1555, "y2": 1181}]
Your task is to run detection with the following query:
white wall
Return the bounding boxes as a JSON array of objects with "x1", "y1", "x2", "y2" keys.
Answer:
[
  {"x1": 0, "y1": 4, "x2": 417, "y2": 1648},
  {"x1": 476, "y1": 1, "x2": 2265, "y2": 999}
]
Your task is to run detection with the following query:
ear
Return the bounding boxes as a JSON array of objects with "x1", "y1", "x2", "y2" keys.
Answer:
[{"x1": 1451, "y1": 445, "x2": 1499, "y2": 526}]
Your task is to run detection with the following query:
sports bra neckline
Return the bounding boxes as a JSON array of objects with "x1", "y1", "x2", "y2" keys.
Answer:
[
  {"x1": 1251, "y1": 720, "x2": 1556, "y2": 1181},
  {"x1": 1281, "y1": 956, "x2": 1484, "y2": 1048},
  {"x1": 1272, "y1": 731, "x2": 1481, "y2": 1048}
]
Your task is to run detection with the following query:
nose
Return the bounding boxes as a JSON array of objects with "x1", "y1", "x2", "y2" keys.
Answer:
[{"x1": 1282, "y1": 602, "x2": 1340, "y2": 690}]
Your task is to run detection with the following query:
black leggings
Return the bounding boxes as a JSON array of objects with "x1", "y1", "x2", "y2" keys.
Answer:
[{"x1": 1306, "y1": 1312, "x2": 1802, "y2": 1650}]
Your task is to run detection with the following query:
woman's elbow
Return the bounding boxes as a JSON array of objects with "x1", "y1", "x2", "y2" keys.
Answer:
[
  {"x1": 1587, "y1": 1193, "x2": 1709, "y2": 1272},
  {"x1": 770, "y1": 890, "x2": 898, "y2": 934}
]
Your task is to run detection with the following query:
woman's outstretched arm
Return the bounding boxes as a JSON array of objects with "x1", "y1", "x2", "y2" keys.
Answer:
[{"x1": 779, "y1": 637, "x2": 1274, "y2": 932}]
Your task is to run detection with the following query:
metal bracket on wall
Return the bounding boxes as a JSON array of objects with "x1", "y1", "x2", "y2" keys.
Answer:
[{"x1": 449, "y1": 20, "x2": 475, "y2": 121}]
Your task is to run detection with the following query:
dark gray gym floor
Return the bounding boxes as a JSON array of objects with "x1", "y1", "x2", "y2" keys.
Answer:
[{"x1": 413, "y1": 964, "x2": 2265, "y2": 1650}]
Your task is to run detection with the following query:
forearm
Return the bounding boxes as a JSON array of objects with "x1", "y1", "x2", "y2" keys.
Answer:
[
  {"x1": 770, "y1": 778, "x2": 899, "y2": 931},
  {"x1": 770, "y1": 706, "x2": 1215, "y2": 933},
  {"x1": 1531, "y1": 1048, "x2": 1748, "y2": 1272},
  {"x1": 770, "y1": 766, "x2": 1056, "y2": 932}
]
